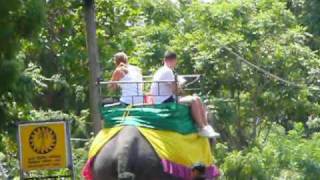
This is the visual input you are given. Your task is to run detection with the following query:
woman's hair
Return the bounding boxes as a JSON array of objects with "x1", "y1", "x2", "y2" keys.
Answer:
[{"x1": 114, "y1": 52, "x2": 128, "y2": 65}]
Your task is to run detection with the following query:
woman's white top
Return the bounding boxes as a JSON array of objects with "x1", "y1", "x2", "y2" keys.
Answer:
[{"x1": 119, "y1": 65, "x2": 144, "y2": 105}]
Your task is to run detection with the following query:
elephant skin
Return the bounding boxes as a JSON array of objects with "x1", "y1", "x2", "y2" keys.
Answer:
[{"x1": 92, "y1": 126, "x2": 181, "y2": 180}]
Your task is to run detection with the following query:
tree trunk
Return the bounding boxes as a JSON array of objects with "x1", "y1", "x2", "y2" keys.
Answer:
[{"x1": 83, "y1": 0, "x2": 101, "y2": 133}]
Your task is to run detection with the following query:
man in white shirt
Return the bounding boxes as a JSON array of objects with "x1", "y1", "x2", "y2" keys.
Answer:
[
  {"x1": 150, "y1": 51, "x2": 219, "y2": 138},
  {"x1": 108, "y1": 52, "x2": 143, "y2": 105}
]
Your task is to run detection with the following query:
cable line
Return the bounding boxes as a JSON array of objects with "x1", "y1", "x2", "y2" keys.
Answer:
[{"x1": 211, "y1": 36, "x2": 320, "y2": 91}]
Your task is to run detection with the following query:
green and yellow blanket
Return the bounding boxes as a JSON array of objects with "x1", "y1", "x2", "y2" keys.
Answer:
[{"x1": 82, "y1": 103, "x2": 220, "y2": 179}]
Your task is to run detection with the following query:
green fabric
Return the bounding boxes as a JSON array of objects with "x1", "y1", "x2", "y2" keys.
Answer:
[{"x1": 101, "y1": 103, "x2": 197, "y2": 134}]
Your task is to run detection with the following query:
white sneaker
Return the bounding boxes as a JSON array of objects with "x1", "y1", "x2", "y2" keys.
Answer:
[{"x1": 198, "y1": 125, "x2": 220, "y2": 138}]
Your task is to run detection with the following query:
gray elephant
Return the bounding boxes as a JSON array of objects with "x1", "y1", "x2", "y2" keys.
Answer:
[{"x1": 92, "y1": 126, "x2": 181, "y2": 180}]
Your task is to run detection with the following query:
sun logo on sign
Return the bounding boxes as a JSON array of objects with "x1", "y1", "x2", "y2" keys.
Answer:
[{"x1": 29, "y1": 126, "x2": 57, "y2": 154}]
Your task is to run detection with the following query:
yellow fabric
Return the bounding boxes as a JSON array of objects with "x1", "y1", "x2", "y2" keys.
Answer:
[
  {"x1": 138, "y1": 127, "x2": 213, "y2": 166},
  {"x1": 121, "y1": 104, "x2": 132, "y2": 121},
  {"x1": 88, "y1": 126, "x2": 123, "y2": 158},
  {"x1": 88, "y1": 126, "x2": 213, "y2": 167}
]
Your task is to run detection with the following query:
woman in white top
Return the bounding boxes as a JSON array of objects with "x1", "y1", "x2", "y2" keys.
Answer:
[{"x1": 108, "y1": 52, "x2": 143, "y2": 105}]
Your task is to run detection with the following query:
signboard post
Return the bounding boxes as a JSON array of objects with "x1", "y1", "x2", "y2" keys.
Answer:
[{"x1": 17, "y1": 120, "x2": 74, "y2": 179}]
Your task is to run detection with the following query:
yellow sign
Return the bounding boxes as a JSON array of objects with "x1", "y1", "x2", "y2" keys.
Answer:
[{"x1": 18, "y1": 121, "x2": 69, "y2": 171}]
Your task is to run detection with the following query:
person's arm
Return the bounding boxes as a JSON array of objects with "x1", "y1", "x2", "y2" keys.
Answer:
[
  {"x1": 108, "y1": 63, "x2": 127, "y2": 91},
  {"x1": 108, "y1": 70, "x2": 120, "y2": 91},
  {"x1": 171, "y1": 81, "x2": 184, "y2": 95},
  {"x1": 159, "y1": 69, "x2": 183, "y2": 95},
  {"x1": 174, "y1": 76, "x2": 187, "y2": 95},
  {"x1": 170, "y1": 74, "x2": 187, "y2": 95}
]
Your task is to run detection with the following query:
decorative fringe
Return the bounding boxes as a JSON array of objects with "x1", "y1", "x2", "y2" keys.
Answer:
[
  {"x1": 161, "y1": 159, "x2": 220, "y2": 180},
  {"x1": 82, "y1": 157, "x2": 220, "y2": 180},
  {"x1": 82, "y1": 158, "x2": 94, "y2": 180}
]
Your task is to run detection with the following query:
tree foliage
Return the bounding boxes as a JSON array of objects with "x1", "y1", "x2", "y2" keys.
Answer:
[
  {"x1": 0, "y1": 0, "x2": 45, "y2": 133},
  {"x1": 1, "y1": 0, "x2": 320, "y2": 179}
]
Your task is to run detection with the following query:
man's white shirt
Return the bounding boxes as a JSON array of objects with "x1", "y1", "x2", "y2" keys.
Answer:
[{"x1": 150, "y1": 65, "x2": 175, "y2": 104}]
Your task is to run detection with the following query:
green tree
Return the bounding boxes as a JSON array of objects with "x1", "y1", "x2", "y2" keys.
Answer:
[
  {"x1": 288, "y1": 0, "x2": 320, "y2": 50},
  {"x1": 0, "y1": 0, "x2": 45, "y2": 132}
]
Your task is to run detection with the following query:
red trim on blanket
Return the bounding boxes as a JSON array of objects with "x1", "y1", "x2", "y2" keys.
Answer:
[{"x1": 82, "y1": 158, "x2": 94, "y2": 180}]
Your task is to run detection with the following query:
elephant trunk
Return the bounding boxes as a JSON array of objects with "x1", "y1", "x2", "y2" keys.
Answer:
[{"x1": 116, "y1": 127, "x2": 137, "y2": 180}]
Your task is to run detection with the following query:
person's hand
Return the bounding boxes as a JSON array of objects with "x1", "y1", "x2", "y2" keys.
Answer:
[
  {"x1": 177, "y1": 86, "x2": 185, "y2": 95},
  {"x1": 115, "y1": 62, "x2": 128, "y2": 74},
  {"x1": 178, "y1": 76, "x2": 187, "y2": 87},
  {"x1": 172, "y1": 82, "x2": 184, "y2": 96}
]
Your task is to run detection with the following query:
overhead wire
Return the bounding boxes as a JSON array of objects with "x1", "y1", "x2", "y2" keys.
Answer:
[{"x1": 211, "y1": 36, "x2": 320, "y2": 91}]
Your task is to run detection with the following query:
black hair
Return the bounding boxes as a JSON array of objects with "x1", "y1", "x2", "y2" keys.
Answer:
[{"x1": 164, "y1": 51, "x2": 177, "y2": 60}]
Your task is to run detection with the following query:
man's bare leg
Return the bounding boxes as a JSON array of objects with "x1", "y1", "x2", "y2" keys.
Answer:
[
  {"x1": 190, "y1": 96, "x2": 207, "y2": 127},
  {"x1": 180, "y1": 95, "x2": 219, "y2": 138},
  {"x1": 179, "y1": 95, "x2": 207, "y2": 127}
]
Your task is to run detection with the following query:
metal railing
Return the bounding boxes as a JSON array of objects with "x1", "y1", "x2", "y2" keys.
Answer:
[{"x1": 96, "y1": 74, "x2": 202, "y2": 106}]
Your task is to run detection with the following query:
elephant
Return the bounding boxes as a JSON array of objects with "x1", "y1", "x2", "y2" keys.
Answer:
[
  {"x1": 92, "y1": 126, "x2": 180, "y2": 180},
  {"x1": 92, "y1": 126, "x2": 211, "y2": 180}
]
